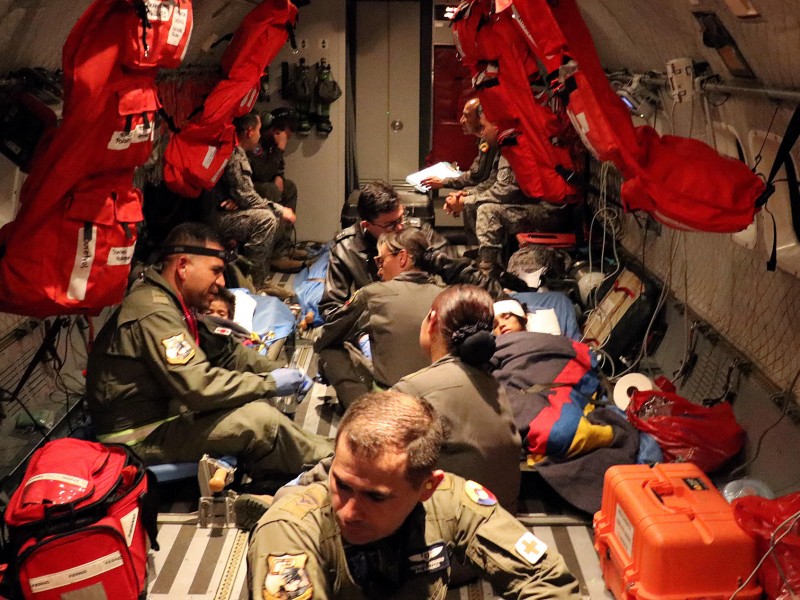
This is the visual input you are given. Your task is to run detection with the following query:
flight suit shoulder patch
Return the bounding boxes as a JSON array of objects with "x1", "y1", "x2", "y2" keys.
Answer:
[
  {"x1": 464, "y1": 480, "x2": 497, "y2": 507},
  {"x1": 151, "y1": 289, "x2": 171, "y2": 305},
  {"x1": 213, "y1": 326, "x2": 233, "y2": 336},
  {"x1": 514, "y1": 531, "x2": 548, "y2": 565},
  {"x1": 263, "y1": 554, "x2": 313, "y2": 600},
  {"x1": 161, "y1": 333, "x2": 195, "y2": 365},
  {"x1": 282, "y1": 485, "x2": 327, "y2": 520},
  {"x1": 479, "y1": 141, "x2": 490, "y2": 154}
]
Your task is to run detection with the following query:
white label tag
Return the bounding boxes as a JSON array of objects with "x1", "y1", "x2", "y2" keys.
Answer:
[
  {"x1": 25, "y1": 472, "x2": 89, "y2": 491},
  {"x1": 146, "y1": 0, "x2": 173, "y2": 21},
  {"x1": 28, "y1": 551, "x2": 124, "y2": 592},
  {"x1": 68, "y1": 225, "x2": 97, "y2": 301},
  {"x1": 202, "y1": 146, "x2": 217, "y2": 169},
  {"x1": 119, "y1": 507, "x2": 139, "y2": 547},
  {"x1": 108, "y1": 124, "x2": 151, "y2": 151},
  {"x1": 108, "y1": 130, "x2": 132, "y2": 151},
  {"x1": 108, "y1": 245, "x2": 136, "y2": 267},
  {"x1": 168, "y1": 7, "x2": 188, "y2": 46},
  {"x1": 615, "y1": 503, "x2": 635, "y2": 558}
]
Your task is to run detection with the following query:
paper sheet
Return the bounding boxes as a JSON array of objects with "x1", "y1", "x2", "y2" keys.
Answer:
[{"x1": 406, "y1": 162, "x2": 462, "y2": 192}]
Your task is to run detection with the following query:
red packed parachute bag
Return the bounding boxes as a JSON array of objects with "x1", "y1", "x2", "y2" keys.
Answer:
[
  {"x1": 626, "y1": 389, "x2": 746, "y2": 472},
  {"x1": 121, "y1": 0, "x2": 194, "y2": 70},
  {"x1": 162, "y1": 123, "x2": 237, "y2": 197},
  {"x1": 509, "y1": 0, "x2": 644, "y2": 176},
  {"x1": 621, "y1": 127, "x2": 766, "y2": 232},
  {"x1": 453, "y1": 0, "x2": 576, "y2": 202},
  {"x1": 221, "y1": 0, "x2": 298, "y2": 82},
  {"x1": 4, "y1": 439, "x2": 157, "y2": 600},
  {"x1": 733, "y1": 492, "x2": 800, "y2": 600},
  {"x1": 475, "y1": 11, "x2": 578, "y2": 202},
  {"x1": 164, "y1": 0, "x2": 297, "y2": 197},
  {"x1": 0, "y1": 173, "x2": 143, "y2": 317},
  {"x1": 0, "y1": 0, "x2": 178, "y2": 316}
]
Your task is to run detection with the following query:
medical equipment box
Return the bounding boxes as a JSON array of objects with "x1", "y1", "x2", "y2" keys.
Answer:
[{"x1": 593, "y1": 463, "x2": 761, "y2": 600}]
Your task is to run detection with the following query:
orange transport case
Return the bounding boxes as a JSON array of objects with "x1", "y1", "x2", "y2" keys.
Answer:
[{"x1": 593, "y1": 463, "x2": 761, "y2": 600}]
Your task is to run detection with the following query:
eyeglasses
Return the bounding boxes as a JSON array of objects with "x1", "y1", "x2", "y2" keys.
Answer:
[
  {"x1": 373, "y1": 250, "x2": 401, "y2": 269},
  {"x1": 368, "y1": 210, "x2": 409, "y2": 232}
]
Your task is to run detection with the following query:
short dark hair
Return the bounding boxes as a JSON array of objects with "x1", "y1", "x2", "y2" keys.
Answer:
[
  {"x1": 162, "y1": 222, "x2": 225, "y2": 252},
  {"x1": 336, "y1": 391, "x2": 443, "y2": 488},
  {"x1": 233, "y1": 112, "x2": 260, "y2": 136},
  {"x1": 215, "y1": 286, "x2": 236, "y2": 317},
  {"x1": 377, "y1": 228, "x2": 429, "y2": 267},
  {"x1": 357, "y1": 180, "x2": 401, "y2": 222}
]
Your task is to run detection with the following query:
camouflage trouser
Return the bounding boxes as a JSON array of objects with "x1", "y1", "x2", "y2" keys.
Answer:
[
  {"x1": 255, "y1": 179, "x2": 298, "y2": 256},
  {"x1": 461, "y1": 203, "x2": 479, "y2": 244},
  {"x1": 212, "y1": 208, "x2": 278, "y2": 285},
  {"x1": 476, "y1": 202, "x2": 569, "y2": 252}
]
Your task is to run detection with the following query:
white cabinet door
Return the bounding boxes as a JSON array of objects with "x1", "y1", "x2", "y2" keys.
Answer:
[{"x1": 355, "y1": 1, "x2": 420, "y2": 185}]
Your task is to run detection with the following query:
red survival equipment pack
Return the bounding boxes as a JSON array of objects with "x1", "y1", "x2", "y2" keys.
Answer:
[
  {"x1": 163, "y1": 0, "x2": 298, "y2": 197},
  {"x1": 2, "y1": 439, "x2": 158, "y2": 600},
  {"x1": 0, "y1": 0, "x2": 193, "y2": 317}
]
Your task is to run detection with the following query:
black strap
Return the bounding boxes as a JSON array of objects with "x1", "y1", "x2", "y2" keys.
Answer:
[
  {"x1": 157, "y1": 107, "x2": 180, "y2": 133},
  {"x1": 760, "y1": 105, "x2": 800, "y2": 270},
  {"x1": 286, "y1": 22, "x2": 297, "y2": 51},
  {"x1": 764, "y1": 105, "x2": 800, "y2": 192}
]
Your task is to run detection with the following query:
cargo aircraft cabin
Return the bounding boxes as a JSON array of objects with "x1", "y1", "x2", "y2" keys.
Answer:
[{"x1": 0, "y1": 0, "x2": 798, "y2": 599}]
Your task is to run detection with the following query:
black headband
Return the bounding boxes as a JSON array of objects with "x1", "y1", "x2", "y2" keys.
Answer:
[{"x1": 161, "y1": 245, "x2": 237, "y2": 263}]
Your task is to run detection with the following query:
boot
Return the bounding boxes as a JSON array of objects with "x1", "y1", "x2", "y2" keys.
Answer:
[
  {"x1": 287, "y1": 246, "x2": 309, "y2": 260},
  {"x1": 477, "y1": 247, "x2": 501, "y2": 273},
  {"x1": 269, "y1": 255, "x2": 305, "y2": 273},
  {"x1": 234, "y1": 493, "x2": 274, "y2": 531}
]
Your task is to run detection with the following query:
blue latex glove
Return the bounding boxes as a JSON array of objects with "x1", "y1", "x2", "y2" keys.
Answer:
[{"x1": 270, "y1": 368, "x2": 313, "y2": 403}]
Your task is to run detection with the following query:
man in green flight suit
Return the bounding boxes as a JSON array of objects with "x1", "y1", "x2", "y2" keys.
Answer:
[
  {"x1": 85, "y1": 222, "x2": 333, "y2": 479},
  {"x1": 247, "y1": 390, "x2": 580, "y2": 599}
]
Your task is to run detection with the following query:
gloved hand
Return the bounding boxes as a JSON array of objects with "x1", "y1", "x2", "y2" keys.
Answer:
[{"x1": 270, "y1": 368, "x2": 314, "y2": 403}]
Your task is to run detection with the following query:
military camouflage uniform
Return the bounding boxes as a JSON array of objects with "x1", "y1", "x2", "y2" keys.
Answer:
[
  {"x1": 248, "y1": 140, "x2": 298, "y2": 256},
  {"x1": 212, "y1": 146, "x2": 283, "y2": 284},
  {"x1": 85, "y1": 267, "x2": 333, "y2": 478},
  {"x1": 466, "y1": 155, "x2": 570, "y2": 263},
  {"x1": 248, "y1": 471, "x2": 580, "y2": 599},
  {"x1": 442, "y1": 138, "x2": 499, "y2": 190}
]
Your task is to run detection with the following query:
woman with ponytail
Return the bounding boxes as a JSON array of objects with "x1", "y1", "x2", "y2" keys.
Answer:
[{"x1": 392, "y1": 284, "x2": 521, "y2": 513}]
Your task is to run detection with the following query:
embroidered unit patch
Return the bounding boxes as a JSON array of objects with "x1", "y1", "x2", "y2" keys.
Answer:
[
  {"x1": 263, "y1": 554, "x2": 313, "y2": 600},
  {"x1": 408, "y1": 542, "x2": 450, "y2": 575},
  {"x1": 161, "y1": 333, "x2": 195, "y2": 365}
]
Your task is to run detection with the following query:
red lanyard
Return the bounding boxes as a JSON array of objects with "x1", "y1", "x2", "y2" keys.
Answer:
[{"x1": 177, "y1": 295, "x2": 199, "y2": 344}]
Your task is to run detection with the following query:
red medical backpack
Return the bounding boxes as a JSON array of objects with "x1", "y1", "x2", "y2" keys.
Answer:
[{"x1": 3, "y1": 439, "x2": 157, "y2": 600}]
